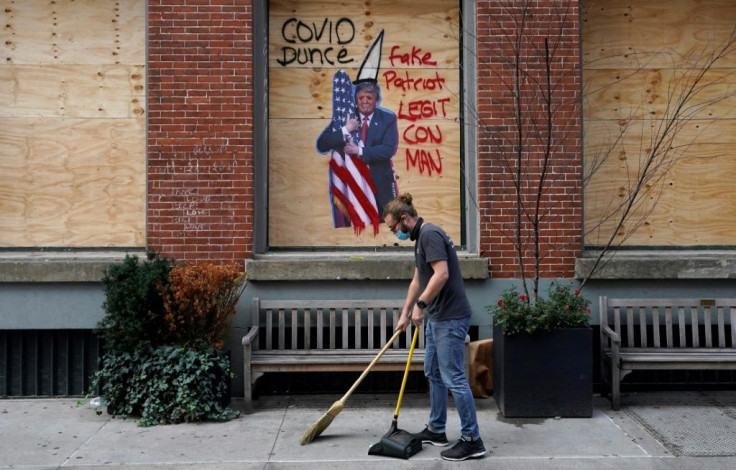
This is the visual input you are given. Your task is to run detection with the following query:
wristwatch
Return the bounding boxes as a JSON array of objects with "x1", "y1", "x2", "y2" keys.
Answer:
[{"x1": 416, "y1": 299, "x2": 428, "y2": 309}]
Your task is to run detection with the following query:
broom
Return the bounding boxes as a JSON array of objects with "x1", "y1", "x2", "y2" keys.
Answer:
[{"x1": 300, "y1": 328, "x2": 404, "y2": 445}]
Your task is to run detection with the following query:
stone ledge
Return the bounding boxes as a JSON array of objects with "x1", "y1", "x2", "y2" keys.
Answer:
[
  {"x1": 245, "y1": 253, "x2": 490, "y2": 281},
  {"x1": 575, "y1": 250, "x2": 736, "y2": 280},
  {"x1": 0, "y1": 250, "x2": 145, "y2": 282}
]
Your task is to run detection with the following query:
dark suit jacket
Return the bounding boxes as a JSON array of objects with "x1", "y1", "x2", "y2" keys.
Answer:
[{"x1": 316, "y1": 107, "x2": 399, "y2": 216}]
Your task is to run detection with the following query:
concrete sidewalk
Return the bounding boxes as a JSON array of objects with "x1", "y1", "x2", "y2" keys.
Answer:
[{"x1": 2, "y1": 392, "x2": 736, "y2": 469}]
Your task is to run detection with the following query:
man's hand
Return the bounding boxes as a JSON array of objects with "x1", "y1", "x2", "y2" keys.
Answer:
[
  {"x1": 344, "y1": 141, "x2": 360, "y2": 156},
  {"x1": 396, "y1": 313, "x2": 411, "y2": 332},
  {"x1": 411, "y1": 305, "x2": 425, "y2": 327},
  {"x1": 345, "y1": 117, "x2": 359, "y2": 133}
]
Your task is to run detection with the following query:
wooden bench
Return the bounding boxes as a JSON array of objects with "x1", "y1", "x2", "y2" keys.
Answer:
[
  {"x1": 241, "y1": 298, "x2": 429, "y2": 412},
  {"x1": 599, "y1": 297, "x2": 736, "y2": 410}
]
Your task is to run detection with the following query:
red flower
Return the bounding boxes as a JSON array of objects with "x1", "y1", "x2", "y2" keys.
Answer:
[
  {"x1": 586, "y1": 308, "x2": 591, "y2": 314},
  {"x1": 498, "y1": 299, "x2": 504, "y2": 307},
  {"x1": 574, "y1": 289, "x2": 580, "y2": 296},
  {"x1": 564, "y1": 305, "x2": 570, "y2": 310}
]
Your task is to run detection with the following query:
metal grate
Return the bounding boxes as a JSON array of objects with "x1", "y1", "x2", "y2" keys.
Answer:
[
  {"x1": 624, "y1": 391, "x2": 736, "y2": 456},
  {"x1": 0, "y1": 330, "x2": 101, "y2": 397}
]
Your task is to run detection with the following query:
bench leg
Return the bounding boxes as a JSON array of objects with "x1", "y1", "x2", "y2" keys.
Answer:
[
  {"x1": 599, "y1": 355, "x2": 610, "y2": 399},
  {"x1": 611, "y1": 362, "x2": 621, "y2": 411},
  {"x1": 243, "y1": 345, "x2": 253, "y2": 414}
]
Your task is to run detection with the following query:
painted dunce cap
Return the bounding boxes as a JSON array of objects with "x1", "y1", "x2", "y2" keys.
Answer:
[{"x1": 353, "y1": 30, "x2": 384, "y2": 85}]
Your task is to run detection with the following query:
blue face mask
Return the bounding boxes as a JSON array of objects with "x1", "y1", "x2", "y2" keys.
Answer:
[{"x1": 395, "y1": 230, "x2": 410, "y2": 241}]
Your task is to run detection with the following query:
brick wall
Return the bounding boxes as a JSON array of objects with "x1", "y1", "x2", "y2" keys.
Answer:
[
  {"x1": 475, "y1": 0, "x2": 583, "y2": 278},
  {"x1": 147, "y1": 0, "x2": 254, "y2": 266}
]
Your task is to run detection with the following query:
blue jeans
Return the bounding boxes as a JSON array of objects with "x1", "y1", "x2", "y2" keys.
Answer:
[{"x1": 424, "y1": 316, "x2": 480, "y2": 441}]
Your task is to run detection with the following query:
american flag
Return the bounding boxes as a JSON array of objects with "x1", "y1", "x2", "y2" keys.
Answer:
[{"x1": 326, "y1": 70, "x2": 380, "y2": 235}]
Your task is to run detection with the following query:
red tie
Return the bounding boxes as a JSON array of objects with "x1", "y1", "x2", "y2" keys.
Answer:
[{"x1": 361, "y1": 117, "x2": 368, "y2": 143}]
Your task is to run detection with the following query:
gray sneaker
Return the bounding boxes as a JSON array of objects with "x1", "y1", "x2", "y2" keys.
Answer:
[
  {"x1": 413, "y1": 426, "x2": 449, "y2": 446},
  {"x1": 440, "y1": 437, "x2": 486, "y2": 461}
]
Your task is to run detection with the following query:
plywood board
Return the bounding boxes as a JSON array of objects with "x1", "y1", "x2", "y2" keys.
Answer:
[
  {"x1": 1, "y1": 0, "x2": 145, "y2": 65},
  {"x1": 0, "y1": 65, "x2": 145, "y2": 118},
  {"x1": 584, "y1": 68, "x2": 736, "y2": 121},
  {"x1": 0, "y1": 0, "x2": 146, "y2": 248},
  {"x1": 0, "y1": 118, "x2": 145, "y2": 247},
  {"x1": 582, "y1": 0, "x2": 736, "y2": 247},
  {"x1": 582, "y1": 0, "x2": 736, "y2": 69},
  {"x1": 268, "y1": 0, "x2": 461, "y2": 248}
]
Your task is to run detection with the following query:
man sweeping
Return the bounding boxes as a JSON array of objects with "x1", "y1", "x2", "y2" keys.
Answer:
[{"x1": 383, "y1": 193, "x2": 487, "y2": 462}]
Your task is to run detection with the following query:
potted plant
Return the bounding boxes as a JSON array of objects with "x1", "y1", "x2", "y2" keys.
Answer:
[{"x1": 489, "y1": 283, "x2": 593, "y2": 418}]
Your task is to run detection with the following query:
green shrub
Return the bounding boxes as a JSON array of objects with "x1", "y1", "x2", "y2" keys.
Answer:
[
  {"x1": 97, "y1": 251, "x2": 172, "y2": 353},
  {"x1": 94, "y1": 344, "x2": 235, "y2": 426}
]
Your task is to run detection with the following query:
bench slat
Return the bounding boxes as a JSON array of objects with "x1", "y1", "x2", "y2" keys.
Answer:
[
  {"x1": 263, "y1": 310, "x2": 273, "y2": 349},
  {"x1": 653, "y1": 306, "x2": 661, "y2": 347},
  {"x1": 693, "y1": 307, "x2": 701, "y2": 348},
  {"x1": 291, "y1": 308, "x2": 297, "y2": 350},
  {"x1": 678, "y1": 307, "x2": 686, "y2": 348},
  {"x1": 342, "y1": 307, "x2": 349, "y2": 349},
  {"x1": 330, "y1": 308, "x2": 336, "y2": 349},
  {"x1": 393, "y1": 309, "x2": 400, "y2": 348},
  {"x1": 317, "y1": 308, "x2": 324, "y2": 349},
  {"x1": 368, "y1": 308, "x2": 375, "y2": 348},
  {"x1": 381, "y1": 308, "x2": 386, "y2": 344},
  {"x1": 690, "y1": 307, "x2": 713, "y2": 348},
  {"x1": 304, "y1": 308, "x2": 311, "y2": 350}
]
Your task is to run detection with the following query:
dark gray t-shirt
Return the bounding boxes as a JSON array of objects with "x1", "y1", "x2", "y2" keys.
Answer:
[{"x1": 414, "y1": 222, "x2": 472, "y2": 321}]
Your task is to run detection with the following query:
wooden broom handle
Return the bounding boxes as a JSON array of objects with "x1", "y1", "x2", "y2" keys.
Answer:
[{"x1": 341, "y1": 328, "x2": 404, "y2": 401}]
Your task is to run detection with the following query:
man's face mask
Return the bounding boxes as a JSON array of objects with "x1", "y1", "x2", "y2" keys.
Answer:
[
  {"x1": 395, "y1": 229, "x2": 410, "y2": 241},
  {"x1": 390, "y1": 216, "x2": 409, "y2": 241}
]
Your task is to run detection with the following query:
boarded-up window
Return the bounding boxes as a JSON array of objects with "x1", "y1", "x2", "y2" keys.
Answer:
[
  {"x1": 583, "y1": 0, "x2": 736, "y2": 247},
  {"x1": 268, "y1": 0, "x2": 462, "y2": 248},
  {"x1": 0, "y1": 1, "x2": 145, "y2": 248}
]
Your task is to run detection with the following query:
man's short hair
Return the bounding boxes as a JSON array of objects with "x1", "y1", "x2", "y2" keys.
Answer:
[{"x1": 355, "y1": 81, "x2": 379, "y2": 98}]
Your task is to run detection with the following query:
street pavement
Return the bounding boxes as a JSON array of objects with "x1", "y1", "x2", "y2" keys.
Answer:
[{"x1": 2, "y1": 391, "x2": 736, "y2": 469}]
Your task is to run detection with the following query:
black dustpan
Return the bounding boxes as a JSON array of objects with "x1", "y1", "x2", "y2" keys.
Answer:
[
  {"x1": 368, "y1": 419, "x2": 422, "y2": 459},
  {"x1": 368, "y1": 326, "x2": 423, "y2": 460}
]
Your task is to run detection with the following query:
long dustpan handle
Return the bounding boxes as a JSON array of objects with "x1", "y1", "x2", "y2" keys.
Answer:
[
  {"x1": 341, "y1": 328, "x2": 404, "y2": 402},
  {"x1": 392, "y1": 325, "x2": 420, "y2": 419}
]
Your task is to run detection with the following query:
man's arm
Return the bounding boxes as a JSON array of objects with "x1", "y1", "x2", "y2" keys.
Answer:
[
  {"x1": 316, "y1": 126, "x2": 347, "y2": 154},
  {"x1": 398, "y1": 260, "x2": 449, "y2": 329},
  {"x1": 410, "y1": 259, "x2": 448, "y2": 326},
  {"x1": 397, "y1": 268, "x2": 422, "y2": 331}
]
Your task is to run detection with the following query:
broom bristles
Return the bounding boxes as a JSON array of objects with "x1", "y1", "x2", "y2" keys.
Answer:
[{"x1": 299, "y1": 399, "x2": 344, "y2": 445}]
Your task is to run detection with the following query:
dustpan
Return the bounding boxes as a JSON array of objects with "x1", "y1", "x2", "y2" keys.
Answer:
[{"x1": 368, "y1": 325, "x2": 423, "y2": 459}]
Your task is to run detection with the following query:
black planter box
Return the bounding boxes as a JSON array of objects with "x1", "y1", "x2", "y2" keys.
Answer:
[{"x1": 493, "y1": 324, "x2": 593, "y2": 418}]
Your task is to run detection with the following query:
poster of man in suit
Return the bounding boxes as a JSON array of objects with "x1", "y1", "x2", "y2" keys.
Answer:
[
  {"x1": 315, "y1": 32, "x2": 400, "y2": 235},
  {"x1": 267, "y1": 0, "x2": 461, "y2": 248}
]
